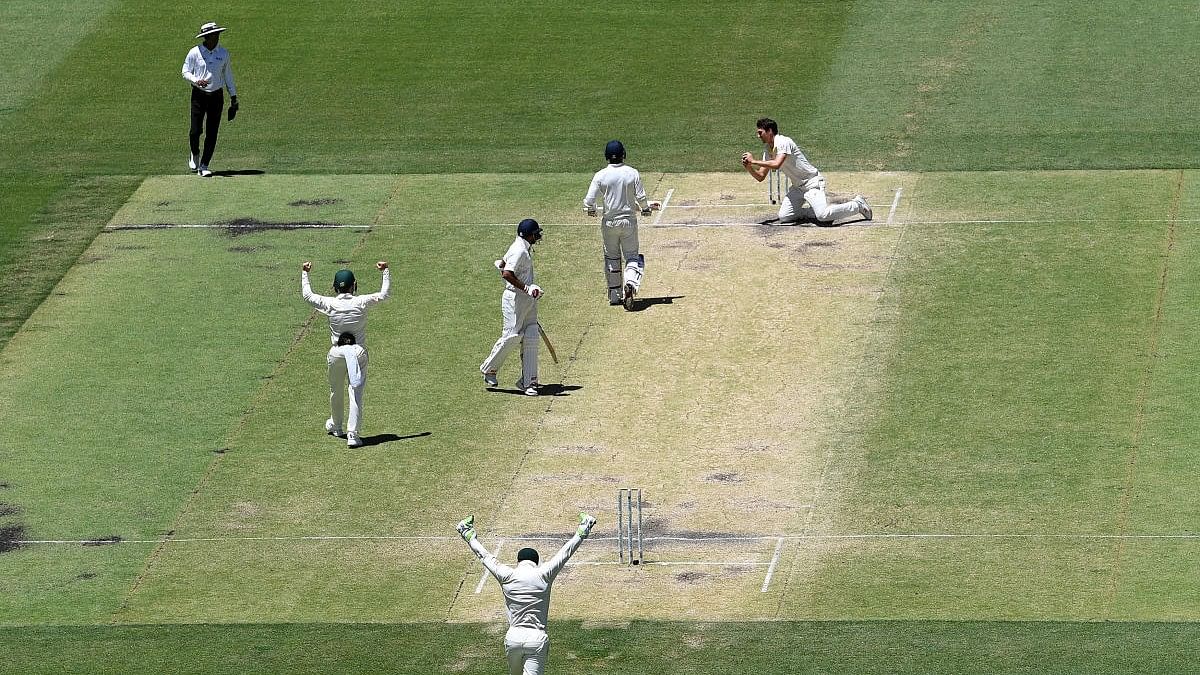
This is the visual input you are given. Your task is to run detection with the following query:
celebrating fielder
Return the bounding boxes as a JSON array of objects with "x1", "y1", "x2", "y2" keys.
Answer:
[
  {"x1": 742, "y1": 117, "x2": 872, "y2": 225},
  {"x1": 456, "y1": 513, "x2": 597, "y2": 675},
  {"x1": 480, "y1": 219, "x2": 544, "y2": 396},
  {"x1": 301, "y1": 260, "x2": 390, "y2": 447},
  {"x1": 583, "y1": 140, "x2": 660, "y2": 310}
]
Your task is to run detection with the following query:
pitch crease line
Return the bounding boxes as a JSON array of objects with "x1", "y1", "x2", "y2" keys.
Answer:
[
  {"x1": 652, "y1": 188, "x2": 674, "y2": 225},
  {"x1": 475, "y1": 540, "x2": 503, "y2": 594},
  {"x1": 761, "y1": 537, "x2": 785, "y2": 592},
  {"x1": 17, "y1": 532, "x2": 1200, "y2": 547},
  {"x1": 887, "y1": 188, "x2": 903, "y2": 224}
]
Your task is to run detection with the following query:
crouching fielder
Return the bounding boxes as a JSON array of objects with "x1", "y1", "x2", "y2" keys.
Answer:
[
  {"x1": 741, "y1": 117, "x2": 872, "y2": 225},
  {"x1": 456, "y1": 513, "x2": 597, "y2": 675},
  {"x1": 480, "y1": 219, "x2": 544, "y2": 396},
  {"x1": 583, "y1": 140, "x2": 660, "y2": 310}
]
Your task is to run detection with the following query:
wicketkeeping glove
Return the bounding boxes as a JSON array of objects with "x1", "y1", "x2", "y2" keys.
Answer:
[
  {"x1": 456, "y1": 515, "x2": 476, "y2": 542},
  {"x1": 576, "y1": 512, "x2": 597, "y2": 538}
]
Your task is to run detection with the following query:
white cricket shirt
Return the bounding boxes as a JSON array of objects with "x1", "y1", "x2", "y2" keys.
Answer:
[
  {"x1": 301, "y1": 269, "x2": 390, "y2": 346},
  {"x1": 768, "y1": 134, "x2": 820, "y2": 186},
  {"x1": 583, "y1": 163, "x2": 650, "y2": 222},
  {"x1": 469, "y1": 535, "x2": 585, "y2": 631},
  {"x1": 182, "y1": 44, "x2": 237, "y2": 95},
  {"x1": 500, "y1": 237, "x2": 534, "y2": 291}
]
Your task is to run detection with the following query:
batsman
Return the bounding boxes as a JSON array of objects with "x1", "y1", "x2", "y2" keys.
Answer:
[
  {"x1": 456, "y1": 513, "x2": 597, "y2": 675},
  {"x1": 480, "y1": 218, "x2": 545, "y2": 396},
  {"x1": 583, "y1": 140, "x2": 660, "y2": 310}
]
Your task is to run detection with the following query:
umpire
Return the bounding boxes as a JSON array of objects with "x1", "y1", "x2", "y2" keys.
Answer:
[{"x1": 181, "y1": 21, "x2": 239, "y2": 177}]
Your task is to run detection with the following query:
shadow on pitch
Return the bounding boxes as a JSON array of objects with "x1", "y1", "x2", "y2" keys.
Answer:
[
  {"x1": 628, "y1": 295, "x2": 684, "y2": 312},
  {"x1": 357, "y1": 431, "x2": 431, "y2": 447},
  {"x1": 758, "y1": 215, "x2": 872, "y2": 227},
  {"x1": 491, "y1": 383, "x2": 582, "y2": 397},
  {"x1": 213, "y1": 169, "x2": 266, "y2": 177}
]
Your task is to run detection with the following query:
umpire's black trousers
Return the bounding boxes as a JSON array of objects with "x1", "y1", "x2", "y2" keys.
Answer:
[{"x1": 189, "y1": 87, "x2": 225, "y2": 166}]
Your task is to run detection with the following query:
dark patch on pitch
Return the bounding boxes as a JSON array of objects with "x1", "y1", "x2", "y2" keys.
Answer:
[
  {"x1": 0, "y1": 481, "x2": 10, "y2": 489},
  {"x1": 705, "y1": 472, "x2": 742, "y2": 484},
  {"x1": 675, "y1": 571, "x2": 708, "y2": 584},
  {"x1": 228, "y1": 245, "x2": 265, "y2": 253},
  {"x1": 80, "y1": 254, "x2": 107, "y2": 265},
  {"x1": 289, "y1": 198, "x2": 341, "y2": 207},
  {"x1": 0, "y1": 524, "x2": 27, "y2": 553},
  {"x1": 82, "y1": 535, "x2": 122, "y2": 546},
  {"x1": 75, "y1": 572, "x2": 97, "y2": 581},
  {"x1": 0, "y1": 503, "x2": 21, "y2": 517},
  {"x1": 223, "y1": 218, "x2": 355, "y2": 237}
]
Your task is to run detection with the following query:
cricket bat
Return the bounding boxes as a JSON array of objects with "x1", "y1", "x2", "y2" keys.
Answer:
[{"x1": 538, "y1": 322, "x2": 559, "y2": 364}]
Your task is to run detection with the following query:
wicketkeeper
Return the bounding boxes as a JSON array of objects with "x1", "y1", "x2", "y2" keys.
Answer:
[
  {"x1": 583, "y1": 140, "x2": 660, "y2": 310},
  {"x1": 301, "y1": 260, "x2": 390, "y2": 447},
  {"x1": 480, "y1": 219, "x2": 543, "y2": 396},
  {"x1": 456, "y1": 513, "x2": 597, "y2": 675}
]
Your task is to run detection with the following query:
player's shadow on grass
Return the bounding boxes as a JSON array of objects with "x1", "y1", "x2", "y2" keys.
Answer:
[
  {"x1": 628, "y1": 295, "x2": 684, "y2": 312},
  {"x1": 357, "y1": 431, "x2": 431, "y2": 447},
  {"x1": 213, "y1": 169, "x2": 266, "y2": 177}
]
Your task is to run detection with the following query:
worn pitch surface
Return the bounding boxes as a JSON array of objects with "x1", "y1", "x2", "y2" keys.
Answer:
[{"x1": 2, "y1": 171, "x2": 1198, "y2": 628}]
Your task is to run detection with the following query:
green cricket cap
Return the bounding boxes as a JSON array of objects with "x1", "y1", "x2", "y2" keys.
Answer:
[{"x1": 333, "y1": 269, "x2": 356, "y2": 291}]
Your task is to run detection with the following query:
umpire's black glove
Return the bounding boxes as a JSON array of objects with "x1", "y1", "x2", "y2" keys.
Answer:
[{"x1": 228, "y1": 96, "x2": 239, "y2": 121}]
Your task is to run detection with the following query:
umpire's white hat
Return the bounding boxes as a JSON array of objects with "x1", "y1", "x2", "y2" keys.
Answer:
[{"x1": 195, "y1": 22, "x2": 227, "y2": 39}]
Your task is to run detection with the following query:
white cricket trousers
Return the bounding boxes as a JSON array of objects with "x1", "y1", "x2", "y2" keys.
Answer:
[
  {"x1": 779, "y1": 176, "x2": 862, "y2": 223},
  {"x1": 480, "y1": 289, "x2": 539, "y2": 385},
  {"x1": 327, "y1": 348, "x2": 367, "y2": 434},
  {"x1": 601, "y1": 217, "x2": 643, "y2": 303},
  {"x1": 504, "y1": 626, "x2": 549, "y2": 675}
]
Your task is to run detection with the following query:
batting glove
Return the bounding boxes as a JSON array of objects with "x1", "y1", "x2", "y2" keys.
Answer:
[
  {"x1": 585, "y1": 207, "x2": 597, "y2": 217},
  {"x1": 456, "y1": 515, "x2": 476, "y2": 542},
  {"x1": 526, "y1": 284, "x2": 542, "y2": 298},
  {"x1": 641, "y1": 208, "x2": 652, "y2": 216},
  {"x1": 577, "y1": 512, "x2": 597, "y2": 538}
]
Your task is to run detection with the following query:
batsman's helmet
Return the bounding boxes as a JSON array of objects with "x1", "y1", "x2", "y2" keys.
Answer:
[
  {"x1": 333, "y1": 269, "x2": 356, "y2": 292},
  {"x1": 517, "y1": 218, "x2": 543, "y2": 241},
  {"x1": 517, "y1": 547, "x2": 540, "y2": 564},
  {"x1": 605, "y1": 140, "x2": 626, "y2": 163}
]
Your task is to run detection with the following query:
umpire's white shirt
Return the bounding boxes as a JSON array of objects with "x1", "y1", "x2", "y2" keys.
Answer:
[
  {"x1": 768, "y1": 134, "x2": 821, "y2": 188},
  {"x1": 501, "y1": 237, "x2": 534, "y2": 291},
  {"x1": 468, "y1": 535, "x2": 584, "y2": 631},
  {"x1": 182, "y1": 44, "x2": 237, "y2": 95},
  {"x1": 583, "y1": 163, "x2": 650, "y2": 222},
  {"x1": 301, "y1": 269, "x2": 391, "y2": 346}
]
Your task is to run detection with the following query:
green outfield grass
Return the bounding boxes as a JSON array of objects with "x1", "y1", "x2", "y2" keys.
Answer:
[{"x1": 2, "y1": 0, "x2": 1199, "y2": 672}]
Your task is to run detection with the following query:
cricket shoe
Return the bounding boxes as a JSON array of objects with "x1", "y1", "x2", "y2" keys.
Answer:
[
  {"x1": 482, "y1": 371, "x2": 498, "y2": 387},
  {"x1": 515, "y1": 379, "x2": 539, "y2": 396},
  {"x1": 623, "y1": 283, "x2": 635, "y2": 311},
  {"x1": 346, "y1": 432, "x2": 363, "y2": 448},
  {"x1": 188, "y1": 153, "x2": 198, "y2": 171},
  {"x1": 198, "y1": 165, "x2": 213, "y2": 178},
  {"x1": 857, "y1": 196, "x2": 873, "y2": 221},
  {"x1": 325, "y1": 418, "x2": 345, "y2": 438}
]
